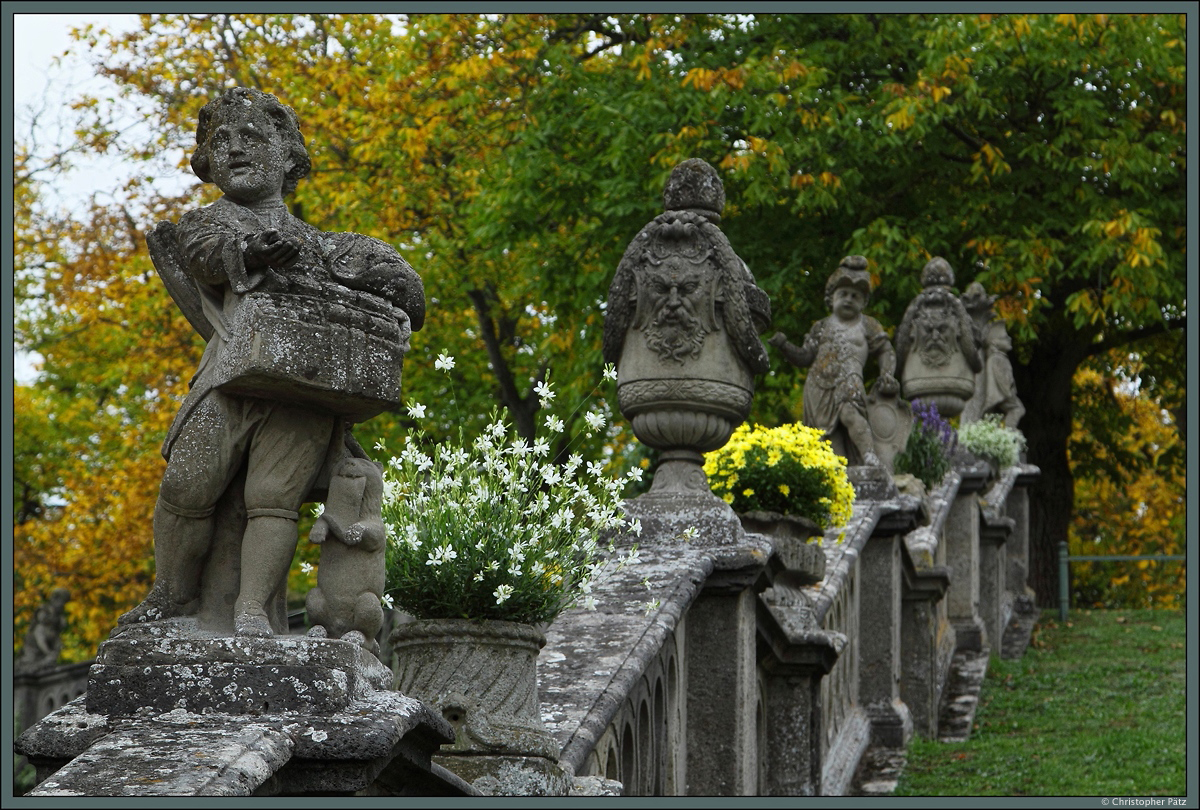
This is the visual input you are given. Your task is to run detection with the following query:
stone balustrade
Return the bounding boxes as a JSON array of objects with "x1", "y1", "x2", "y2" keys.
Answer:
[{"x1": 539, "y1": 459, "x2": 1039, "y2": 796}]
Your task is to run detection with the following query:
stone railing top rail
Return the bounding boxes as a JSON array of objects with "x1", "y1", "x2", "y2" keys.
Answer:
[
  {"x1": 904, "y1": 471, "x2": 962, "y2": 570},
  {"x1": 979, "y1": 462, "x2": 1039, "y2": 523}
]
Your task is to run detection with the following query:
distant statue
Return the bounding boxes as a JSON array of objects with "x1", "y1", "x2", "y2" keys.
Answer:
[
  {"x1": 960, "y1": 282, "x2": 1025, "y2": 428},
  {"x1": 118, "y1": 87, "x2": 423, "y2": 646},
  {"x1": 769, "y1": 256, "x2": 898, "y2": 467},
  {"x1": 894, "y1": 257, "x2": 981, "y2": 417},
  {"x1": 603, "y1": 158, "x2": 771, "y2": 496},
  {"x1": 18, "y1": 588, "x2": 70, "y2": 670}
]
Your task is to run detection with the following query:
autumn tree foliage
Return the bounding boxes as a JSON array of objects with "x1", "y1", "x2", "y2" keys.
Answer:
[
  {"x1": 13, "y1": 13, "x2": 1186, "y2": 658},
  {"x1": 1069, "y1": 347, "x2": 1186, "y2": 609}
]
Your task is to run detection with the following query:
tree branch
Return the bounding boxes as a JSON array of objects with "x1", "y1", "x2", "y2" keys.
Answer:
[{"x1": 1086, "y1": 316, "x2": 1186, "y2": 359}]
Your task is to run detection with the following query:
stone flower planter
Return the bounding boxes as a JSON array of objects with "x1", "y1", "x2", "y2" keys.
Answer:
[
  {"x1": 738, "y1": 510, "x2": 826, "y2": 586},
  {"x1": 390, "y1": 618, "x2": 559, "y2": 761}
]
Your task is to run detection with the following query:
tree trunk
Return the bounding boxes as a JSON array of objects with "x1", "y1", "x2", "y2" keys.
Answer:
[{"x1": 1012, "y1": 337, "x2": 1088, "y2": 608}]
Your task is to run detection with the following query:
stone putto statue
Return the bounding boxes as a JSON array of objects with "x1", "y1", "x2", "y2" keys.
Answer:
[
  {"x1": 603, "y1": 158, "x2": 771, "y2": 498},
  {"x1": 769, "y1": 256, "x2": 898, "y2": 467},
  {"x1": 960, "y1": 281, "x2": 1025, "y2": 429},
  {"x1": 894, "y1": 257, "x2": 981, "y2": 418},
  {"x1": 17, "y1": 588, "x2": 70, "y2": 670},
  {"x1": 118, "y1": 87, "x2": 423, "y2": 646}
]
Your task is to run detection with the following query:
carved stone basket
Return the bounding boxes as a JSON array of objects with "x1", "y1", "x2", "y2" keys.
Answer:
[
  {"x1": 213, "y1": 291, "x2": 410, "y2": 423},
  {"x1": 390, "y1": 619, "x2": 559, "y2": 761}
]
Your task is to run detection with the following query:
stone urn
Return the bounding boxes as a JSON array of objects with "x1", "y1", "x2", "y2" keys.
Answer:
[
  {"x1": 895, "y1": 258, "x2": 981, "y2": 418},
  {"x1": 390, "y1": 618, "x2": 559, "y2": 761},
  {"x1": 738, "y1": 510, "x2": 826, "y2": 586},
  {"x1": 602, "y1": 158, "x2": 771, "y2": 496}
]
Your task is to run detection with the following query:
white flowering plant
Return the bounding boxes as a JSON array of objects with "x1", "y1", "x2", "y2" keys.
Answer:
[
  {"x1": 379, "y1": 357, "x2": 646, "y2": 624},
  {"x1": 957, "y1": 414, "x2": 1026, "y2": 470}
]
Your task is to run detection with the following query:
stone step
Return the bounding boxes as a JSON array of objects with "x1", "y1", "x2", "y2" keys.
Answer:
[
  {"x1": 1000, "y1": 594, "x2": 1040, "y2": 660},
  {"x1": 849, "y1": 744, "x2": 908, "y2": 796},
  {"x1": 936, "y1": 647, "x2": 990, "y2": 743}
]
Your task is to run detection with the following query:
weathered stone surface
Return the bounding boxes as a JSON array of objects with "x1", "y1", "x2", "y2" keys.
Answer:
[
  {"x1": 570, "y1": 774, "x2": 625, "y2": 796},
  {"x1": 306, "y1": 456, "x2": 387, "y2": 654},
  {"x1": 687, "y1": 584, "x2": 760, "y2": 795},
  {"x1": 896, "y1": 470, "x2": 957, "y2": 740},
  {"x1": 937, "y1": 647, "x2": 990, "y2": 742},
  {"x1": 847, "y1": 464, "x2": 899, "y2": 503},
  {"x1": 540, "y1": 545, "x2": 714, "y2": 774},
  {"x1": 850, "y1": 742, "x2": 908, "y2": 796},
  {"x1": 15, "y1": 696, "x2": 110, "y2": 763},
  {"x1": 18, "y1": 685, "x2": 461, "y2": 797},
  {"x1": 620, "y1": 488, "x2": 746, "y2": 547},
  {"x1": 902, "y1": 471, "x2": 959, "y2": 569},
  {"x1": 17, "y1": 588, "x2": 71, "y2": 671},
  {"x1": 822, "y1": 705, "x2": 872, "y2": 796},
  {"x1": 29, "y1": 719, "x2": 294, "y2": 797},
  {"x1": 1000, "y1": 593, "x2": 1040, "y2": 660},
  {"x1": 866, "y1": 390, "x2": 913, "y2": 471},
  {"x1": 210, "y1": 289, "x2": 408, "y2": 420},
  {"x1": 960, "y1": 281, "x2": 1025, "y2": 428},
  {"x1": 391, "y1": 619, "x2": 559, "y2": 760},
  {"x1": 435, "y1": 754, "x2": 571, "y2": 797},
  {"x1": 89, "y1": 624, "x2": 391, "y2": 717}
]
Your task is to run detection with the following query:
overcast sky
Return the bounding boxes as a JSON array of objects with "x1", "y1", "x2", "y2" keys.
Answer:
[{"x1": 13, "y1": 15, "x2": 149, "y2": 383}]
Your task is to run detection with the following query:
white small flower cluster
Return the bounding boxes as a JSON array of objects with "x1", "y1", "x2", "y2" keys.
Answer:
[{"x1": 379, "y1": 363, "x2": 646, "y2": 623}]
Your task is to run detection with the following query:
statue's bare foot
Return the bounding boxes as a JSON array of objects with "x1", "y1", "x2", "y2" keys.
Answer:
[
  {"x1": 234, "y1": 604, "x2": 273, "y2": 638},
  {"x1": 306, "y1": 625, "x2": 328, "y2": 639},
  {"x1": 862, "y1": 450, "x2": 882, "y2": 467},
  {"x1": 117, "y1": 587, "x2": 183, "y2": 625}
]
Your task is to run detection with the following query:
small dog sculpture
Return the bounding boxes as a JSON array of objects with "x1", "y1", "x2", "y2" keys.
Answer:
[{"x1": 305, "y1": 456, "x2": 387, "y2": 656}]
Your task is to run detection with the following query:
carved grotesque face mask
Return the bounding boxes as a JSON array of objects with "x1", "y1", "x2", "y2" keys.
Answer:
[
  {"x1": 636, "y1": 258, "x2": 714, "y2": 363},
  {"x1": 206, "y1": 107, "x2": 293, "y2": 205},
  {"x1": 915, "y1": 297, "x2": 957, "y2": 366}
]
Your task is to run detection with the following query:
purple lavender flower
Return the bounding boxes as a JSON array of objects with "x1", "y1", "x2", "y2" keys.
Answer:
[{"x1": 911, "y1": 399, "x2": 957, "y2": 454}]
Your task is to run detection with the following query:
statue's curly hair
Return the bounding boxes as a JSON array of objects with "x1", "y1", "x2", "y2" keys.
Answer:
[{"x1": 190, "y1": 87, "x2": 311, "y2": 197}]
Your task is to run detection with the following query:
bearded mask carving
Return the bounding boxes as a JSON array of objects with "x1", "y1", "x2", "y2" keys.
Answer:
[
  {"x1": 895, "y1": 257, "x2": 982, "y2": 417},
  {"x1": 635, "y1": 255, "x2": 717, "y2": 364}
]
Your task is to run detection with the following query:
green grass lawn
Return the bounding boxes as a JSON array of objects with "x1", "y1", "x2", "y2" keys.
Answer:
[{"x1": 895, "y1": 609, "x2": 1187, "y2": 796}]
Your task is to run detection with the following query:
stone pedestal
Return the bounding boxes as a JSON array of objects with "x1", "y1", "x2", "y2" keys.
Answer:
[
  {"x1": 756, "y1": 527, "x2": 842, "y2": 796},
  {"x1": 89, "y1": 622, "x2": 392, "y2": 716},
  {"x1": 847, "y1": 465, "x2": 899, "y2": 502},
  {"x1": 979, "y1": 512, "x2": 1014, "y2": 659},
  {"x1": 758, "y1": 636, "x2": 839, "y2": 796},
  {"x1": 857, "y1": 505, "x2": 917, "y2": 749},
  {"x1": 899, "y1": 556, "x2": 954, "y2": 739},
  {"x1": 622, "y1": 487, "x2": 745, "y2": 548},
  {"x1": 1004, "y1": 467, "x2": 1040, "y2": 599},
  {"x1": 685, "y1": 559, "x2": 762, "y2": 795},
  {"x1": 16, "y1": 619, "x2": 465, "y2": 797},
  {"x1": 944, "y1": 468, "x2": 989, "y2": 652}
]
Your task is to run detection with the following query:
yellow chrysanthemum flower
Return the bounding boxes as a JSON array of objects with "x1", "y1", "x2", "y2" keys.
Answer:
[{"x1": 705, "y1": 422, "x2": 854, "y2": 529}]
